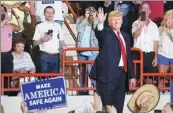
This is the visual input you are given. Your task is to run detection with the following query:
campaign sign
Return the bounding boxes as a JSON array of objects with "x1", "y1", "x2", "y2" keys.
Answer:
[{"x1": 21, "y1": 76, "x2": 67, "y2": 112}]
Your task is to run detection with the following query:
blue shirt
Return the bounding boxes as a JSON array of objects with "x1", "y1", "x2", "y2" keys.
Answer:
[{"x1": 79, "y1": 25, "x2": 93, "y2": 56}]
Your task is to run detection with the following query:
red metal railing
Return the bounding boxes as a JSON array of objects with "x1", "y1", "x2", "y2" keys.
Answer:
[
  {"x1": 64, "y1": 0, "x2": 78, "y2": 21},
  {"x1": 2, "y1": 47, "x2": 173, "y2": 94},
  {"x1": 1, "y1": 47, "x2": 143, "y2": 95}
]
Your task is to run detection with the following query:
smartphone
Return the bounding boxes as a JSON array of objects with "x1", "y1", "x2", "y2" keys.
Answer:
[
  {"x1": 20, "y1": 2, "x2": 27, "y2": 6},
  {"x1": 141, "y1": 11, "x2": 146, "y2": 21},
  {"x1": 154, "y1": 110, "x2": 162, "y2": 113},
  {"x1": 47, "y1": 29, "x2": 53, "y2": 36}
]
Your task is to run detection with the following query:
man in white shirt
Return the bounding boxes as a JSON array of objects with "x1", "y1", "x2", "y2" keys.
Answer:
[
  {"x1": 132, "y1": 2, "x2": 160, "y2": 79},
  {"x1": 33, "y1": 6, "x2": 66, "y2": 73}
]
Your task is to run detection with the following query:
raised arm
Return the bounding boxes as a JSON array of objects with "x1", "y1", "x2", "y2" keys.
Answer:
[
  {"x1": 10, "y1": 9, "x2": 24, "y2": 32},
  {"x1": 94, "y1": 7, "x2": 107, "y2": 40},
  {"x1": 132, "y1": 19, "x2": 145, "y2": 39}
]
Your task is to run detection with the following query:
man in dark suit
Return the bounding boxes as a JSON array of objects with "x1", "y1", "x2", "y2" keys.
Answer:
[{"x1": 89, "y1": 8, "x2": 136, "y2": 113}]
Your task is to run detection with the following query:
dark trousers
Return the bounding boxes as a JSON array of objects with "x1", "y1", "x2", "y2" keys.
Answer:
[
  {"x1": 96, "y1": 68, "x2": 126, "y2": 113},
  {"x1": 133, "y1": 51, "x2": 156, "y2": 79},
  {"x1": 1, "y1": 51, "x2": 14, "y2": 95}
]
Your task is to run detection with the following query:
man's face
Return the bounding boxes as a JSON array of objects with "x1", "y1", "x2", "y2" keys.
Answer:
[
  {"x1": 141, "y1": 4, "x2": 151, "y2": 18},
  {"x1": 14, "y1": 43, "x2": 25, "y2": 54},
  {"x1": 44, "y1": 8, "x2": 55, "y2": 21},
  {"x1": 1, "y1": 6, "x2": 6, "y2": 21},
  {"x1": 109, "y1": 16, "x2": 123, "y2": 31}
]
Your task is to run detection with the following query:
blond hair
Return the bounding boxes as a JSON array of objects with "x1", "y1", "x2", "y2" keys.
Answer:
[
  {"x1": 108, "y1": 11, "x2": 123, "y2": 22},
  {"x1": 161, "y1": 9, "x2": 173, "y2": 27}
]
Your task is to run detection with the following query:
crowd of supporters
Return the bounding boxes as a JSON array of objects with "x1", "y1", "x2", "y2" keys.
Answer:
[{"x1": 1, "y1": 1, "x2": 173, "y2": 113}]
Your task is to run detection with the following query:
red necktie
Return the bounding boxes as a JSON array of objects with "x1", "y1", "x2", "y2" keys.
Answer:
[{"x1": 117, "y1": 31, "x2": 127, "y2": 72}]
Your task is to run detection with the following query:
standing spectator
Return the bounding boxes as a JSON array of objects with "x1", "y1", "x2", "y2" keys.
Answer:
[
  {"x1": 76, "y1": 5, "x2": 99, "y2": 94},
  {"x1": 1, "y1": 5, "x2": 24, "y2": 95},
  {"x1": 158, "y1": 9, "x2": 173, "y2": 87},
  {"x1": 103, "y1": 1, "x2": 138, "y2": 47},
  {"x1": 33, "y1": 6, "x2": 66, "y2": 73},
  {"x1": 29, "y1": 0, "x2": 64, "y2": 73},
  {"x1": 29, "y1": 0, "x2": 63, "y2": 26},
  {"x1": 158, "y1": 9, "x2": 173, "y2": 73},
  {"x1": 132, "y1": 2, "x2": 160, "y2": 81}
]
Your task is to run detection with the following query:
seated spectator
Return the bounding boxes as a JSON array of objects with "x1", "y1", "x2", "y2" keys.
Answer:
[
  {"x1": 11, "y1": 37, "x2": 35, "y2": 89},
  {"x1": 128, "y1": 84, "x2": 160, "y2": 113},
  {"x1": 158, "y1": 9, "x2": 173, "y2": 87},
  {"x1": 12, "y1": 37, "x2": 35, "y2": 74},
  {"x1": 76, "y1": 5, "x2": 99, "y2": 94}
]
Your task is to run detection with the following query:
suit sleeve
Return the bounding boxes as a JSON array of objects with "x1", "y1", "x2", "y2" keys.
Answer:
[
  {"x1": 94, "y1": 23, "x2": 104, "y2": 41},
  {"x1": 126, "y1": 35, "x2": 135, "y2": 79}
]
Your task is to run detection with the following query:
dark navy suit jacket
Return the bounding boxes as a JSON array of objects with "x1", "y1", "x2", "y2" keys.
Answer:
[{"x1": 89, "y1": 26, "x2": 135, "y2": 83}]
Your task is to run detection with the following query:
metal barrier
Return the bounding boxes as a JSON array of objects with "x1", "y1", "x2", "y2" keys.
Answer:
[
  {"x1": 3, "y1": 47, "x2": 173, "y2": 94},
  {"x1": 1, "y1": 73, "x2": 63, "y2": 95},
  {"x1": 62, "y1": 47, "x2": 144, "y2": 92},
  {"x1": 141, "y1": 73, "x2": 173, "y2": 91},
  {"x1": 1, "y1": 47, "x2": 143, "y2": 95}
]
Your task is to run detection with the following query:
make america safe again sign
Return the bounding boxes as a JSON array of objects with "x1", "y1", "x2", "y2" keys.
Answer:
[{"x1": 21, "y1": 76, "x2": 67, "y2": 112}]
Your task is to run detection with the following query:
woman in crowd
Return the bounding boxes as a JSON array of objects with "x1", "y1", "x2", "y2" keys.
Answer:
[
  {"x1": 11, "y1": 37, "x2": 36, "y2": 88},
  {"x1": 158, "y1": 9, "x2": 173, "y2": 87},
  {"x1": 76, "y1": 5, "x2": 99, "y2": 94}
]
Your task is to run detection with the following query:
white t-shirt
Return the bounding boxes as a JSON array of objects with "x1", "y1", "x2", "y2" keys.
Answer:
[
  {"x1": 158, "y1": 27, "x2": 173, "y2": 58},
  {"x1": 132, "y1": 20, "x2": 160, "y2": 52},
  {"x1": 33, "y1": 21, "x2": 64, "y2": 53},
  {"x1": 35, "y1": 1, "x2": 63, "y2": 22}
]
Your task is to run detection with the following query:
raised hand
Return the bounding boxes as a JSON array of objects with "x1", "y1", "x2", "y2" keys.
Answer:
[
  {"x1": 97, "y1": 7, "x2": 107, "y2": 23},
  {"x1": 91, "y1": 93, "x2": 103, "y2": 112},
  {"x1": 107, "y1": 105, "x2": 117, "y2": 113},
  {"x1": 163, "y1": 103, "x2": 173, "y2": 113},
  {"x1": 21, "y1": 102, "x2": 28, "y2": 113}
]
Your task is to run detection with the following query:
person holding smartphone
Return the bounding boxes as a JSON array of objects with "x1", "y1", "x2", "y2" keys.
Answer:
[
  {"x1": 76, "y1": 5, "x2": 99, "y2": 95},
  {"x1": 33, "y1": 6, "x2": 66, "y2": 73},
  {"x1": 132, "y1": 2, "x2": 160, "y2": 82}
]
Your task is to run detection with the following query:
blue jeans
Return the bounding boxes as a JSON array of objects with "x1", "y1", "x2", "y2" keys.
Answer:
[
  {"x1": 40, "y1": 54, "x2": 60, "y2": 73},
  {"x1": 78, "y1": 53, "x2": 98, "y2": 88}
]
